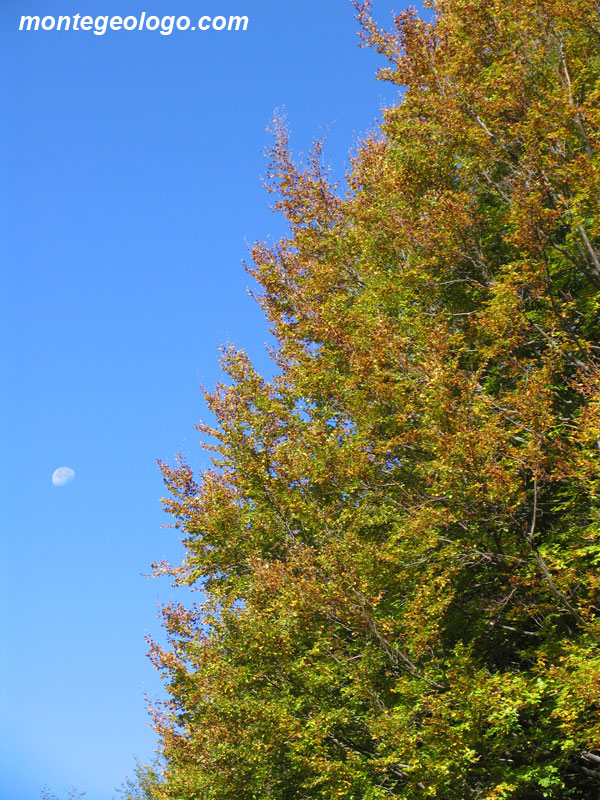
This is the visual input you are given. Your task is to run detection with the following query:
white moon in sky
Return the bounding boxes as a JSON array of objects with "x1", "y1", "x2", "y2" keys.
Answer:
[{"x1": 52, "y1": 467, "x2": 75, "y2": 487}]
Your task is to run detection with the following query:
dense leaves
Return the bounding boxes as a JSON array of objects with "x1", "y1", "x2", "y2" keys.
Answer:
[{"x1": 150, "y1": 1, "x2": 600, "y2": 797}]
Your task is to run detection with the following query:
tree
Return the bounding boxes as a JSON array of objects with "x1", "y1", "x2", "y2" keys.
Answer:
[
  {"x1": 149, "y1": 0, "x2": 600, "y2": 797},
  {"x1": 114, "y1": 758, "x2": 164, "y2": 800},
  {"x1": 40, "y1": 787, "x2": 86, "y2": 800}
]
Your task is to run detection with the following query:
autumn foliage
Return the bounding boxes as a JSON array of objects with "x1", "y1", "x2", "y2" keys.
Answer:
[{"x1": 149, "y1": 1, "x2": 600, "y2": 797}]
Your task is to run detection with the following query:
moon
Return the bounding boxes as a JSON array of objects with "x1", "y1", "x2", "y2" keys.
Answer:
[{"x1": 52, "y1": 467, "x2": 75, "y2": 487}]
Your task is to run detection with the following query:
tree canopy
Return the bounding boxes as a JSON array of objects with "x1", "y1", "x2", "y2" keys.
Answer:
[{"x1": 149, "y1": 1, "x2": 600, "y2": 797}]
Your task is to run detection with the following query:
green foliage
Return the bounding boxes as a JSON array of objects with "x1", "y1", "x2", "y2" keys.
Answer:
[
  {"x1": 150, "y1": 0, "x2": 600, "y2": 797},
  {"x1": 114, "y1": 758, "x2": 164, "y2": 800}
]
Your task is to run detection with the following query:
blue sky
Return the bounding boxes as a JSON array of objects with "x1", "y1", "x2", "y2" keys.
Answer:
[{"x1": 0, "y1": 2, "x2": 405, "y2": 798}]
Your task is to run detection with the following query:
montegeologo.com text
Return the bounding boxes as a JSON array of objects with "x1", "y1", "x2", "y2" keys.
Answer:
[{"x1": 19, "y1": 13, "x2": 249, "y2": 35}]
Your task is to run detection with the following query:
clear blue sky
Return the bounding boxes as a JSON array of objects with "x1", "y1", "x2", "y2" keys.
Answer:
[{"x1": 0, "y1": 2, "x2": 406, "y2": 798}]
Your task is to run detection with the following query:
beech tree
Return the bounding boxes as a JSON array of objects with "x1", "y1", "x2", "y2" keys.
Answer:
[{"x1": 149, "y1": 0, "x2": 600, "y2": 797}]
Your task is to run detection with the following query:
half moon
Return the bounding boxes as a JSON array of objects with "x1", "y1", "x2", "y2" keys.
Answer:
[{"x1": 52, "y1": 467, "x2": 75, "y2": 487}]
